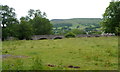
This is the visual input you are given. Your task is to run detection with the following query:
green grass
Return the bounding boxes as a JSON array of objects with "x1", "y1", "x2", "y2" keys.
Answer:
[{"x1": 2, "y1": 37, "x2": 118, "y2": 70}]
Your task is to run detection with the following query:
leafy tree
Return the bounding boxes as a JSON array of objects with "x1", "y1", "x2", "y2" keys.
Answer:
[
  {"x1": 20, "y1": 16, "x2": 30, "y2": 22},
  {"x1": 16, "y1": 20, "x2": 33, "y2": 40},
  {"x1": 1, "y1": 5, "x2": 19, "y2": 40},
  {"x1": 1, "y1": 5, "x2": 53, "y2": 40},
  {"x1": 16, "y1": 9, "x2": 52, "y2": 39},
  {"x1": 28, "y1": 9, "x2": 46, "y2": 19},
  {"x1": 27, "y1": 9, "x2": 52, "y2": 35},
  {"x1": 101, "y1": 1, "x2": 120, "y2": 35},
  {"x1": 1, "y1": 5, "x2": 18, "y2": 27},
  {"x1": 32, "y1": 16, "x2": 52, "y2": 35}
]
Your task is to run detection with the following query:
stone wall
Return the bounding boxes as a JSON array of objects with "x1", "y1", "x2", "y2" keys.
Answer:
[
  {"x1": 31, "y1": 34, "x2": 115, "y2": 40},
  {"x1": 31, "y1": 35, "x2": 64, "y2": 40}
]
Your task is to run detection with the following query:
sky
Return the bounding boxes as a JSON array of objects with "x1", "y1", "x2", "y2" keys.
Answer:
[{"x1": 0, "y1": 0, "x2": 112, "y2": 20}]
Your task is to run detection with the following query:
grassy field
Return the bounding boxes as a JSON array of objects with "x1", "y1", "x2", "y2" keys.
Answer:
[{"x1": 2, "y1": 37, "x2": 118, "y2": 70}]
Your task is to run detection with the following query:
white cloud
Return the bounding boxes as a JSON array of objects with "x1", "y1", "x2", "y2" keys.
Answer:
[{"x1": 0, "y1": 0, "x2": 111, "y2": 20}]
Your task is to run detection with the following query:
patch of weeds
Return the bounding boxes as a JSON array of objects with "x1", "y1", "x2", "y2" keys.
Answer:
[
  {"x1": 106, "y1": 49, "x2": 111, "y2": 53},
  {"x1": 96, "y1": 45, "x2": 100, "y2": 47},
  {"x1": 106, "y1": 49, "x2": 117, "y2": 57},
  {"x1": 53, "y1": 46, "x2": 55, "y2": 48},
  {"x1": 84, "y1": 39, "x2": 88, "y2": 41},
  {"x1": 31, "y1": 56, "x2": 43, "y2": 70},
  {"x1": 3, "y1": 58, "x2": 24, "y2": 70},
  {"x1": 4, "y1": 50, "x2": 8, "y2": 54},
  {"x1": 104, "y1": 60, "x2": 112, "y2": 67},
  {"x1": 78, "y1": 49, "x2": 81, "y2": 51},
  {"x1": 112, "y1": 45, "x2": 117, "y2": 48},
  {"x1": 12, "y1": 47, "x2": 16, "y2": 50},
  {"x1": 78, "y1": 49, "x2": 81, "y2": 55},
  {"x1": 74, "y1": 52, "x2": 76, "y2": 54},
  {"x1": 9, "y1": 46, "x2": 16, "y2": 51},
  {"x1": 47, "y1": 44, "x2": 49, "y2": 46},
  {"x1": 14, "y1": 58, "x2": 24, "y2": 70},
  {"x1": 86, "y1": 56, "x2": 92, "y2": 61},
  {"x1": 3, "y1": 63, "x2": 11, "y2": 70},
  {"x1": 29, "y1": 52, "x2": 38, "y2": 55},
  {"x1": 31, "y1": 46, "x2": 34, "y2": 48},
  {"x1": 71, "y1": 57, "x2": 74, "y2": 59},
  {"x1": 108, "y1": 52, "x2": 117, "y2": 57},
  {"x1": 69, "y1": 52, "x2": 73, "y2": 53},
  {"x1": 13, "y1": 46, "x2": 16, "y2": 49},
  {"x1": 93, "y1": 56, "x2": 103, "y2": 62},
  {"x1": 91, "y1": 46, "x2": 95, "y2": 48},
  {"x1": 56, "y1": 61, "x2": 64, "y2": 70},
  {"x1": 93, "y1": 56, "x2": 98, "y2": 61},
  {"x1": 110, "y1": 63, "x2": 118, "y2": 67},
  {"x1": 94, "y1": 63, "x2": 98, "y2": 66}
]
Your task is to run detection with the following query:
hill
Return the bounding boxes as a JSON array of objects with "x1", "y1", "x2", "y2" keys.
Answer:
[
  {"x1": 51, "y1": 18, "x2": 102, "y2": 29},
  {"x1": 50, "y1": 18, "x2": 102, "y2": 34}
]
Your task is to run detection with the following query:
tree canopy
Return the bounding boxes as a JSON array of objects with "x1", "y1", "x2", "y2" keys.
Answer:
[
  {"x1": 101, "y1": 1, "x2": 120, "y2": 35},
  {"x1": 1, "y1": 5, "x2": 53, "y2": 40},
  {"x1": 0, "y1": 5, "x2": 18, "y2": 27},
  {"x1": 1, "y1": 5, "x2": 19, "y2": 40},
  {"x1": 31, "y1": 16, "x2": 52, "y2": 35}
]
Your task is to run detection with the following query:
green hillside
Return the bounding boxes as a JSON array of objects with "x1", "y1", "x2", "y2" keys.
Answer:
[
  {"x1": 51, "y1": 18, "x2": 102, "y2": 34},
  {"x1": 51, "y1": 18, "x2": 101, "y2": 28}
]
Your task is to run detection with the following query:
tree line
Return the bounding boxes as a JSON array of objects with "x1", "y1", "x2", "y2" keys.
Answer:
[{"x1": 1, "y1": 5, "x2": 52, "y2": 40}]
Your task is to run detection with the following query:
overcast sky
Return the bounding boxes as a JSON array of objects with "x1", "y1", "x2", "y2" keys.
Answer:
[{"x1": 1, "y1": 0, "x2": 112, "y2": 20}]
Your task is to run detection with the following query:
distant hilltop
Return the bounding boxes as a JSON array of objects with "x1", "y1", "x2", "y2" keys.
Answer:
[
  {"x1": 50, "y1": 18, "x2": 102, "y2": 25},
  {"x1": 51, "y1": 18, "x2": 101, "y2": 21},
  {"x1": 50, "y1": 18, "x2": 102, "y2": 29}
]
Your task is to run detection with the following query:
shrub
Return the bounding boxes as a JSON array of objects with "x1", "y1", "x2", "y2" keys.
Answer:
[
  {"x1": 2, "y1": 58, "x2": 23, "y2": 70},
  {"x1": 65, "y1": 32, "x2": 76, "y2": 38},
  {"x1": 71, "y1": 29, "x2": 86, "y2": 34}
]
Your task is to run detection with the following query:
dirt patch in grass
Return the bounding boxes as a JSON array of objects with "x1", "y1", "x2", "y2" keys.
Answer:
[
  {"x1": 47, "y1": 64, "x2": 80, "y2": 69},
  {"x1": 0, "y1": 54, "x2": 29, "y2": 58}
]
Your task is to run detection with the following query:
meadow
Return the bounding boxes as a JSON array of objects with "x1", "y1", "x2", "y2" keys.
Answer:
[{"x1": 2, "y1": 36, "x2": 118, "y2": 70}]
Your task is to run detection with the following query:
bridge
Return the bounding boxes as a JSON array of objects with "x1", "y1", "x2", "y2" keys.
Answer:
[
  {"x1": 31, "y1": 34, "x2": 115, "y2": 40},
  {"x1": 31, "y1": 35, "x2": 65, "y2": 40},
  {"x1": 5, "y1": 34, "x2": 115, "y2": 40}
]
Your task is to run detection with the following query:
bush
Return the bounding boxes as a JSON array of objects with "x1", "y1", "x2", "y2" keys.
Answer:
[
  {"x1": 65, "y1": 32, "x2": 76, "y2": 38},
  {"x1": 71, "y1": 29, "x2": 86, "y2": 34}
]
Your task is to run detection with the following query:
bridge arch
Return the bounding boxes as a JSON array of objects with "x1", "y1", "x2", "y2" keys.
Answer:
[
  {"x1": 53, "y1": 36, "x2": 63, "y2": 39},
  {"x1": 38, "y1": 37, "x2": 48, "y2": 40}
]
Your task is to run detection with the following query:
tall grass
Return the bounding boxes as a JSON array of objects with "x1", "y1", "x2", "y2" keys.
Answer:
[{"x1": 2, "y1": 37, "x2": 118, "y2": 70}]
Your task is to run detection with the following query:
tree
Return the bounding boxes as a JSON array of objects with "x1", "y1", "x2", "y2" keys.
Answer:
[
  {"x1": 1, "y1": 5, "x2": 19, "y2": 40},
  {"x1": 20, "y1": 16, "x2": 30, "y2": 22},
  {"x1": 32, "y1": 16, "x2": 52, "y2": 35},
  {"x1": 28, "y1": 9, "x2": 47, "y2": 19},
  {"x1": 101, "y1": 1, "x2": 120, "y2": 35},
  {"x1": 1, "y1": 6, "x2": 53, "y2": 40},
  {"x1": 16, "y1": 20, "x2": 33, "y2": 40},
  {"x1": 1, "y1": 5, "x2": 18, "y2": 28},
  {"x1": 27, "y1": 9, "x2": 52, "y2": 35}
]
